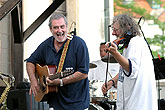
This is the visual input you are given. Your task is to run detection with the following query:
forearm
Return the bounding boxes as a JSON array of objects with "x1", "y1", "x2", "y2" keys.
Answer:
[
  {"x1": 102, "y1": 73, "x2": 119, "y2": 94},
  {"x1": 61, "y1": 71, "x2": 88, "y2": 85},
  {"x1": 47, "y1": 71, "x2": 88, "y2": 86},
  {"x1": 108, "y1": 73, "x2": 119, "y2": 88},
  {"x1": 112, "y1": 51, "x2": 130, "y2": 72},
  {"x1": 26, "y1": 62, "x2": 37, "y2": 83}
]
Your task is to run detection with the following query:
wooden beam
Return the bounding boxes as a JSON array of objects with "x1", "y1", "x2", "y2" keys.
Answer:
[
  {"x1": 23, "y1": 0, "x2": 65, "y2": 42},
  {"x1": 13, "y1": 43, "x2": 24, "y2": 87},
  {"x1": 11, "y1": 4, "x2": 23, "y2": 43},
  {"x1": 0, "y1": 0, "x2": 21, "y2": 20}
]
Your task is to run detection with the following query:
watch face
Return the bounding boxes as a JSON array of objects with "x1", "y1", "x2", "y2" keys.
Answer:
[{"x1": 60, "y1": 79, "x2": 63, "y2": 86}]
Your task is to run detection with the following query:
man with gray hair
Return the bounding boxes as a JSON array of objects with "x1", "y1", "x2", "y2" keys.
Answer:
[
  {"x1": 26, "y1": 13, "x2": 90, "y2": 110},
  {"x1": 102, "y1": 14, "x2": 158, "y2": 110}
]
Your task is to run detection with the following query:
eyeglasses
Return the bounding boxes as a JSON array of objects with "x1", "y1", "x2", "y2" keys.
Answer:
[{"x1": 111, "y1": 27, "x2": 120, "y2": 32}]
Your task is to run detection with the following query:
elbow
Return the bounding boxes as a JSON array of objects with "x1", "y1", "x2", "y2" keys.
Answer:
[
  {"x1": 80, "y1": 72, "x2": 88, "y2": 79},
  {"x1": 84, "y1": 74, "x2": 88, "y2": 79}
]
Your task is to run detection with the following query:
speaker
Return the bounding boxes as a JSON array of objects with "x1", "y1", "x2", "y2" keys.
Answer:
[
  {"x1": 7, "y1": 89, "x2": 49, "y2": 110},
  {"x1": 159, "y1": 99, "x2": 165, "y2": 110}
]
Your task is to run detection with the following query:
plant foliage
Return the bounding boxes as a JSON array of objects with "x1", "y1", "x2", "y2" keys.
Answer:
[{"x1": 114, "y1": 0, "x2": 165, "y2": 58}]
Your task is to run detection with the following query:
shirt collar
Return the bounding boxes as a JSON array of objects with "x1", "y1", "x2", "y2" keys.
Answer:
[{"x1": 49, "y1": 36, "x2": 68, "y2": 52}]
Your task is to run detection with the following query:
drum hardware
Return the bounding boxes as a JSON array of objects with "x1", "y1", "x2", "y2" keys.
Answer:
[
  {"x1": 89, "y1": 80, "x2": 106, "y2": 98},
  {"x1": 89, "y1": 86, "x2": 97, "y2": 91},
  {"x1": 101, "y1": 55, "x2": 117, "y2": 63},
  {"x1": 89, "y1": 86, "x2": 97, "y2": 97},
  {"x1": 89, "y1": 81, "x2": 117, "y2": 110},
  {"x1": 89, "y1": 63, "x2": 97, "y2": 69},
  {"x1": 91, "y1": 98, "x2": 113, "y2": 110},
  {"x1": 109, "y1": 88, "x2": 117, "y2": 101},
  {"x1": 89, "y1": 103, "x2": 104, "y2": 110},
  {"x1": 99, "y1": 100, "x2": 112, "y2": 110}
]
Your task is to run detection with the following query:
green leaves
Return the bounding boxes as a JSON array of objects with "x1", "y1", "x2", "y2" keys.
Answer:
[{"x1": 114, "y1": 0, "x2": 165, "y2": 58}]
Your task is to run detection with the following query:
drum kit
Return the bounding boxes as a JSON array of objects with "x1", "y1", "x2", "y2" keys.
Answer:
[
  {"x1": 89, "y1": 56, "x2": 117, "y2": 110},
  {"x1": 89, "y1": 80, "x2": 117, "y2": 110}
]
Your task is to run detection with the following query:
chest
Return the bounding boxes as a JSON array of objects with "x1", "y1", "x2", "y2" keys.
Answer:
[{"x1": 44, "y1": 43, "x2": 76, "y2": 69}]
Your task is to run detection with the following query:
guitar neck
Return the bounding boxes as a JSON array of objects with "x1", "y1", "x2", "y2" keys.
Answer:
[
  {"x1": 49, "y1": 72, "x2": 70, "y2": 80},
  {"x1": 49, "y1": 73, "x2": 60, "y2": 80}
]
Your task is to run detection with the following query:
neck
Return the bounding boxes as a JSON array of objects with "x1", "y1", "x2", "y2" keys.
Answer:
[{"x1": 54, "y1": 39, "x2": 66, "y2": 52}]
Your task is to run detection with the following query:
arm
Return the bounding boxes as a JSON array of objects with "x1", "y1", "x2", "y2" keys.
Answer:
[
  {"x1": 102, "y1": 73, "x2": 119, "y2": 95},
  {"x1": 26, "y1": 62, "x2": 40, "y2": 96},
  {"x1": 62, "y1": 71, "x2": 88, "y2": 84},
  {"x1": 46, "y1": 71, "x2": 88, "y2": 86},
  {"x1": 107, "y1": 42, "x2": 130, "y2": 72}
]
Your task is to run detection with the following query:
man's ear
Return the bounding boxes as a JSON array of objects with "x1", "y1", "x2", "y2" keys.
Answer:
[{"x1": 50, "y1": 28, "x2": 53, "y2": 33}]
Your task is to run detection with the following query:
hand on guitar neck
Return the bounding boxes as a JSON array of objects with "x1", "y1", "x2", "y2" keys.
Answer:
[{"x1": 35, "y1": 64, "x2": 74, "y2": 102}]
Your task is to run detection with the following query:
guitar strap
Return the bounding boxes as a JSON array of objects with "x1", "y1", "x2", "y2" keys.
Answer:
[{"x1": 57, "y1": 34, "x2": 73, "y2": 73}]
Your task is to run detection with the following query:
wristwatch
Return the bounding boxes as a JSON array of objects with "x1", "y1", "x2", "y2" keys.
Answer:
[{"x1": 60, "y1": 79, "x2": 63, "y2": 86}]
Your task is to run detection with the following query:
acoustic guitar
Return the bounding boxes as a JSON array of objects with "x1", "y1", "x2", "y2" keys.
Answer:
[{"x1": 35, "y1": 64, "x2": 74, "y2": 102}]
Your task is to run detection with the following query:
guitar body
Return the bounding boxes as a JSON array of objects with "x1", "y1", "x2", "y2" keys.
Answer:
[
  {"x1": 35, "y1": 64, "x2": 74, "y2": 102},
  {"x1": 35, "y1": 64, "x2": 57, "y2": 102}
]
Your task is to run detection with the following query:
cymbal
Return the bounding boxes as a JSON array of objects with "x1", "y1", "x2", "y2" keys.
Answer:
[
  {"x1": 89, "y1": 63, "x2": 97, "y2": 69},
  {"x1": 101, "y1": 55, "x2": 117, "y2": 63}
]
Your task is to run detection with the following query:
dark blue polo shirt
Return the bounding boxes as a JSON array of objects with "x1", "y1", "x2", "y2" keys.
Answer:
[{"x1": 26, "y1": 35, "x2": 90, "y2": 110}]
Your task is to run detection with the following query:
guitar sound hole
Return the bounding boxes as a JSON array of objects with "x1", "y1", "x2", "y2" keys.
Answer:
[
  {"x1": 41, "y1": 85, "x2": 46, "y2": 92},
  {"x1": 43, "y1": 76, "x2": 46, "y2": 85},
  {"x1": 41, "y1": 76, "x2": 46, "y2": 92}
]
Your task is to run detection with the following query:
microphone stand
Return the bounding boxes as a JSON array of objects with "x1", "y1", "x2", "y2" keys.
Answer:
[
  {"x1": 104, "y1": 24, "x2": 111, "y2": 99},
  {"x1": 105, "y1": 25, "x2": 111, "y2": 91},
  {"x1": 104, "y1": 52, "x2": 110, "y2": 99},
  {"x1": 102, "y1": 52, "x2": 113, "y2": 110}
]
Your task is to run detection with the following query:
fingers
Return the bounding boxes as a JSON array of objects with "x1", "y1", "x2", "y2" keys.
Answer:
[
  {"x1": 30, "y1": 86, "x2": 37, "y2": 96},
  {"x1": 46, "y1": 77, "x2": 55, "y2": 85},
  {"x1": 46, "y1": 77, "x2": 59, "y2": 86},
  {"x1": 106, "y1": 42, "x2": 118, "y2": 53},
  {"x1": 101, "y1": 83, "x2": 108, "y2": 95},
  {"x1": 30, "y1": 82, "x2": 40, "y2": 96},
  {"x1": 46, "y1": 77, "x2": 51, "y2": 84},
  {"x1": 110, "y1": 42, "x2": 117, "y2": 49},
  {"x1": 29, "y1": 88, "x2": 32, "y2": 95},
  {"x1": 102, "y1": 82, "x2": 114, "y2": 95},
  {"x1": 105, "y1": 42, "x2": 111, "y2": 47}
]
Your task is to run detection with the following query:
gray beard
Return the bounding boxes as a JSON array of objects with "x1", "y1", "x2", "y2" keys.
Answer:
[{"x1": 53, "y1": 34, "x2": 67, "y2": 43}]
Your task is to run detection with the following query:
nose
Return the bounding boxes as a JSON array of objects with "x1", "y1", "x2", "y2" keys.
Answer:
[
  {"x1": 112, "y1": 30, "x2": 116, "y2": 36},
  {"x1": 57, "y1": 28, "x2": 63, "y2": 32}
]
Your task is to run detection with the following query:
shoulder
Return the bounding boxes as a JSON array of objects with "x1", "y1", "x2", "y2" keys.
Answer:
[
  {"x1": 130, "y1": 36, "x2": 144, "y2": 43},
  {"x1": 42, "y1": 36, "x2": 53, "y2": 44},
  {"x1": 71, "y1": 35, "x2": 87, "y2": 46},
  {"x1": 38, "y1": 36, "x2": 53, "y2": 47},
  {"x1": 129, "y1": 36, "x2": 145, "y2": 46},
  {"x1": 72, "y1": 35, "x2": 85, "y2": 42}
]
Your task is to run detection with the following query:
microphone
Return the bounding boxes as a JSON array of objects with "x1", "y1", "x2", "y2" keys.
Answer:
[
  {"x1": 70, "y1": 27, "x2": 76, "y2": 35},
  {"x1": 69, "y1": 22, "x2": 76, "y2": 35},
  {"x1": 73, "y1": 27, "x2": 76, "y2": 35}
]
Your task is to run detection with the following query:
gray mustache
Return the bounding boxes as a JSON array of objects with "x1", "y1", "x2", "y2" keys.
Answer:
[{"x1": 56, "y1": 32, "x2": 65, "y2": 36}]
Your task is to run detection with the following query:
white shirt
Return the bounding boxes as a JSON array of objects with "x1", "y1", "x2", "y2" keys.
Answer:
[
  {"x1": 117, "y1": 37, "x2": 158, "y2": 110},
  {"x1": 88, "y1": 60, "x2": 119, "y2": 81}
]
